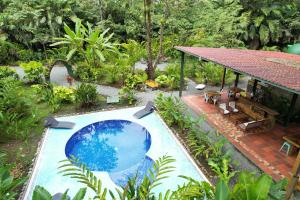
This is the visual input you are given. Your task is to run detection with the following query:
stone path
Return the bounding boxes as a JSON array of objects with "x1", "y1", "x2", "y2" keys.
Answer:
[{"x1": 11, "y1": 65, "x2": 248, "y2": 106}]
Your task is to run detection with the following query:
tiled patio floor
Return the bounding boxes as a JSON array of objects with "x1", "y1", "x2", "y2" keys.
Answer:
[{"x1": 182, "y1": 94, "x2": 300, "y2": 181}]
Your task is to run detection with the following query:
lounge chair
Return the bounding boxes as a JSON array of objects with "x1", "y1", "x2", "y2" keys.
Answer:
[
  {"x1": 44, "y1": 116, "x2": 75, "y2": 129},
  {"x1": 229, "y1": 101, "x2": 239, "y2": 113},
  {"x1": 239, "y1": 119, "x2": 265, "y2": 131},
  {"x1": 133, "y1": 101, "x2": 156, "y2": 119},
  {"x1": 219, "y1": 103, "x2": 230, "y2": 115}
]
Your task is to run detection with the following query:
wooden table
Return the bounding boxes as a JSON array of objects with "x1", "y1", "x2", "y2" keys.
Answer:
[
  {"x1": 205, "y1": 90, "x2": 221, "y2": 104},
  {"x1": 284, "y1": 135, "x2": 300, "y2": 149}
]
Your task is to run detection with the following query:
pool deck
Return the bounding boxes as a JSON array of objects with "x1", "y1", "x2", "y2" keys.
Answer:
[{"x1": 182, "y1": 94, "x2": 299, "y2": 181}]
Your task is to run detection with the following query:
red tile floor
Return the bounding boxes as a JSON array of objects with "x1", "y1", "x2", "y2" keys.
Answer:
[{"x1": 182, "y1": 93, "x2": 300, "y2": 181}]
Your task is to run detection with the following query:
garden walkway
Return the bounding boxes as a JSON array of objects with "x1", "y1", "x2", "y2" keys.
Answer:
[{"x1": 11, "y1": 65, "x2": 205, "y2": 106}]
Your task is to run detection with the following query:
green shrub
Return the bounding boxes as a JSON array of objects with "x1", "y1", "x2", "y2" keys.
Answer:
[
  {"x1": 76, "y1": 83, "x2": 99, "y2": 107},
  {"x1": 155, "y1": 75, "x2": 171, "y2": 88},
  {"x1": 17, "y1": 49, "x2": 44, "y2": 62},
  {"x1": 20, "y1": 61, "x2": 45, "y2": 84},
  {"x1": 31, "y1": 83, "x2": 54, "y2": 103},
  {"x1": 0, "y1": 66, "x2": 19, "y2": 79},
  {"x1": 0, "y1": 78, "x2": 37, "y2": 139},
  {"x1": 53, "y1": 86, "x2": 75, "y2": 104},
  {"x1": 194, "y1": 62, "x2": 234, "y2": 86},
  {"x1": 0, "y1": 40, "x2": 20, "y2": 64}
]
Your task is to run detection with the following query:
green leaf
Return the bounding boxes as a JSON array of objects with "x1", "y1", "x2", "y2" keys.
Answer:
[
  {"x1": 73, "y1": 188, "x2": 87, "y2": 200},
  {"x1": 249, "y1": 174, "x2": 272, "y2": 200},
  {"x1": 215, "y1": 179, "x2": 230, "y2": 200},
  {"x1": 259, "y1": 24, "x2": 270, "y2": 45},
  {"x1": 66, "y1": 48, "x2": 77, "y2": 61},
  {"x1": 32, "y1": 186, "x2": 53, "y2": 200}
]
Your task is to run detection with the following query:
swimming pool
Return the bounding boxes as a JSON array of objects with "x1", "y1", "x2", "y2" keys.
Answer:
[{"x1": 23, "y1": 107, "x2": 209, "y2": 199}]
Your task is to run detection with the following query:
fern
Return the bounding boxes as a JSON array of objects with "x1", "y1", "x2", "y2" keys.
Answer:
[{"x1": 58, "y1": 157, "x2": 107, "y2": 200}]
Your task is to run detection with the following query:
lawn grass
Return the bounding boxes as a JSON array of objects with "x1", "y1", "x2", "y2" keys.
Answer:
[{"x1": 0, "y1": 84, "x2": 128, "y2": 179}]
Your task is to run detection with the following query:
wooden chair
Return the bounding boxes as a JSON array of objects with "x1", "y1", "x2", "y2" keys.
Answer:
[{"x1": 219, "y1": 103, "x2": 230, "y2": 115}]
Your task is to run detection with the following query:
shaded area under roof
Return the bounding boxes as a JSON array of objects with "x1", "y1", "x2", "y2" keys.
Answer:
[{"x1": 175, "y1": 46, "x2": 300, "y2": 95}]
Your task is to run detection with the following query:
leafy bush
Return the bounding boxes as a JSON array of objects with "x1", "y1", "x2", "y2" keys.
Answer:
[
  {"x1": 0, "y1": 165, "x2": 26, "y2": 199},
  {"x1": 76, "y1": 83, "x2": 99, "y2": 107},
  {"x1": 53, "y1": 86, "x2": 75, "y2": 104},
  {"x1": 0, "y1": 40, "x2": 20, "y2": 64},
  {"x1": 0, "y1": 78, "x2": 37, "y2": 139},
  {"x1": 194, "y1": 62, "x2": 234, "y2": 86},
  {"x1": 17, "y1": 49, "x2": 44, "y2": 62},
  {"x1": 20, "y1": 61, "x2": 45, "y2": 84},
  {"x1": 155, "y1": 75, "x2": 171, "y2": 88},
  {"x1": 0, "y1": 66, "x2": 19, "y2": 79},
  {"x1": 31, "y1": 83, "x2": 54, "y2": 103}
]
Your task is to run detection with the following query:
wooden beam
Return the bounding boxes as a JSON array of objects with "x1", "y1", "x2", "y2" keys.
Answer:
[
  {"x1": 179, "y1": 51, "x2": 185, "y2": 97},
  {"x1": 234, "y1": 72, "x2": 240, "y2": 88},
  {"x1": 284, "y1": 93, "x2": 298, "y2": 126},
  {"x1": 252, "y1": 79, "x2": 258, "y2": 97},
  {"x1": 220, "y1": 68, "x2": 227, "y2": 91},
  {"x1": 286, "y1": 151, "x2": 300, "y2": 200}
]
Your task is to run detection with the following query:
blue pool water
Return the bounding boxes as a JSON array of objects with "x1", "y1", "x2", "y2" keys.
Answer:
[
  {"x1": 23, "y1": 107, "x2": 209, "y2": 199},
  {"x1": 65, "y1": 120, "x2": 152, "y2": 172}
]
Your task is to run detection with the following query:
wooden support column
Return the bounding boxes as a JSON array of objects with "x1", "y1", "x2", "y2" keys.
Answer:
[
  {"x1": 285, "y1": 151, "x2": 300, "y2": 200},
  {"x1": 220, "y1": 68, "x2": 227, "y2": 91},
  {"x1": 234, "y1": 72, "x2": 240, "y2": 88},
  {"x1": 284, "y1": 93, "x2": 298, "y2": 126},
  {"x1": 252, "y1": 79, "x2": 258, "y2": 97},
  {"x1": 179, "y1": 51, "x2": 185, "y2": 97}
]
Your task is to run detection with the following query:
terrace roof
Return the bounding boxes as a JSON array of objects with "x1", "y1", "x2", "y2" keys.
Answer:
[{"x1": 175, "y1": 46, "x2": 300, "y2": 95}]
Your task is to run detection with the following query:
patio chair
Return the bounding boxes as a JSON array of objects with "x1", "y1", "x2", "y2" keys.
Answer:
[
  {"x1": 44, "y1": 117, "x2": 75, "y2": 129},
  {"x1": 219, "y1": 103, "x2": 230, "y2": 115},
  {"x1": 204, "y1": 93, "x2": 209, "y2": 103},
  {"x1": 229, "y1": 101, "x2": 239, "y2": 113},
  {"x1": 134, "y1": 101, "x2": 156, "y2": 119},
  {"x1": 212, "y1": 95, "x2": 220, "y2": 105}
]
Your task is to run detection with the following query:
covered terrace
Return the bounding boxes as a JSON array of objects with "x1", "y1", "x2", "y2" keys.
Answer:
[{"x1": 175, "y1": 46, "x2": 300, "y2": 194}]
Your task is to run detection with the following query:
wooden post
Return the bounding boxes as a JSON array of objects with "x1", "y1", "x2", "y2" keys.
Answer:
[
  {"x1": 220, "y1": 68, "x2": 227, "y2": 91},
  {"x1": 252, "y1": 79, "x2": 258, "y2": 97},
  {"x1": 179, "y1": 51, "x2": 185, "y2": 97},
  {"x1": 284, "y1": 93, "x2": 298, "y2": 126},
  {"x1": 286, "y1": 151, "x2": 300, "y2": 200},
  {"x1": 234, "y1": 72, "x2": 240, "y2": 88}
]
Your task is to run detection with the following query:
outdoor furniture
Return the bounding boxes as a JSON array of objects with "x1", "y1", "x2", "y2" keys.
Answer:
[
  {"x1": 228, "y1": 101, "x2": 238, "y2": 113},
  {"x1": 219, "y1": 103, "x2": 230, "y2": 115},
  {"x1": 204, "y1": 90, "x2": 221, "y2": 104},
  {"x1": 44, "y1": 117, "x2": 75, "y2": 129},
  {"x1": 229, "y1": 112, "x2": 249, "y2": 124},
  {"x1": 239, "y1": 119, "x2": 266, "y2": 131},
  {"x1": 280, "y1": 135, "x2": 300, "y2": 156},
  {"x1": 280, "y1": 141, "x2": 292, "y2": 156},
  {"x1": 195, "y1": 84, "x2": 206, "y2": 90},
  {"x1": 133, "y1": 101, "x2": 156, "y2": 119},
  {"x1": 204, "y1": 93, "x2": 209, "y2": 103}
]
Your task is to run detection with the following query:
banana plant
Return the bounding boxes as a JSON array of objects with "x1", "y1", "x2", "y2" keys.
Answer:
[{"x1": 32, "y1": 186, "x2": 86, "y2": 200}]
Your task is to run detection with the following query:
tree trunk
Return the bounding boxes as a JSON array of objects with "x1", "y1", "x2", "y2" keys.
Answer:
[
  {"x1": 144, "y1": 0, "x2": 155, "y2": 80},
  {"x1": 153, "y1": 0, "x2": 170, "y2": 68}
]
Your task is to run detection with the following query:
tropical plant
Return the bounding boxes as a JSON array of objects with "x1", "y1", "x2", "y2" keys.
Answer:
[
  {"x1": 57, "y1": 155, "x2": 176, "y2": 199},
  {"x1": 0, "y1": 166, "x2": 26, "y2": 200},
  {"x1": 32, "y1": 186, "x2": 87, "y2": 200},
  {"x1": 75, "y1": 83, "x2": 99, "y2": 107},
  {"x1": 0, "y1": 67, "x2": 19, "y2": 79},
  {"x1": 0, "y1": 78, "x2": 37, "y2": 139},
  {"x1": 20, "y1": 61, "x2": 45, "y2": 84},
  {"x1": 53, "y1": 86, "x2": 75, "y2": 104},
  {"x1": 51, "y1": 19, "x2": 118, "y2": 67}
]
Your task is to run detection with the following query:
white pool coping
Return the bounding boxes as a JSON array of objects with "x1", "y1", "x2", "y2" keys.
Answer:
[{"x1": 21, "y1": 107, "x2": 210, "y2": 199}]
